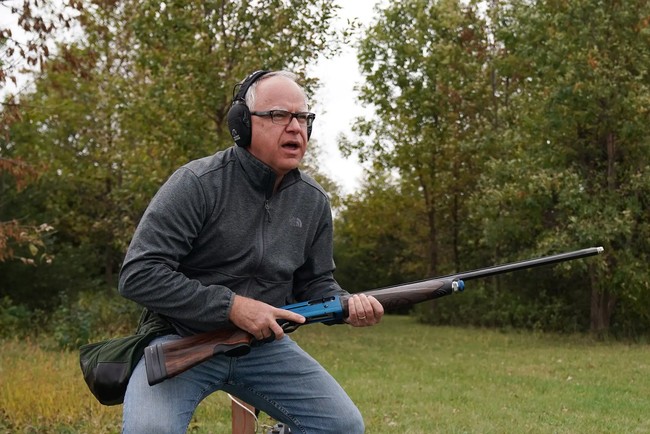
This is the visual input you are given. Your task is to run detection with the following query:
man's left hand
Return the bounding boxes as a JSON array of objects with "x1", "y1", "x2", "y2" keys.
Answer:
[{"x1": 345, "y1": 294, "x2": 384, "y2": 327}]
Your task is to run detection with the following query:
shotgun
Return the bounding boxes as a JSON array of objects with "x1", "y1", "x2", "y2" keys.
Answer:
[{"x1": 144, "y1": 246, "x2": 603, "y2": 386}]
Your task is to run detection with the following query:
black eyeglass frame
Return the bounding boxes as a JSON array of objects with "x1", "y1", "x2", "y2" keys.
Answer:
[{"x1": 250, "y1": 110, "x2": 316, "y2": 128}]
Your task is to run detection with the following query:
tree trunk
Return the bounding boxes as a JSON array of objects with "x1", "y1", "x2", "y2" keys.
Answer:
[
  {"x1": 588, "y1": 131, "x2": 618, "y2": 334},
  {"x1": 589, "y1": 278, "x2": 617, "y2": 334}
]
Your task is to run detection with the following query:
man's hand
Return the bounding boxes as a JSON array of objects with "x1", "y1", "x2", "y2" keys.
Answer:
[
  {"x1": 229, "y1": 295, "x2": 305, "y2": 341},
  {"x1": 346, "y1": 294, "x2": 384, "y2": 327}
]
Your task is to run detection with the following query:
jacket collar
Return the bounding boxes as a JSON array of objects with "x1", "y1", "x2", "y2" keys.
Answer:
[{"x1": 234, "y1": 146, "x2": 300, "y2": 197}]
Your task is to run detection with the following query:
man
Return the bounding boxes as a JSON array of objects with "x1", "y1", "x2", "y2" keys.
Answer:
[{"x1": 118, "y1": 70, "x2": 384, "y2": 434}]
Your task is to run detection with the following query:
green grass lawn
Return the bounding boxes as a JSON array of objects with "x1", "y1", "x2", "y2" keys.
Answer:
[{"x1": 2, "y1": 315, "x2": 648, "y2": 433}]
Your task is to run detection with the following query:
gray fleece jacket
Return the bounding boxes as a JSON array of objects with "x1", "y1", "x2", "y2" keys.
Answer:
[{"x1": 118, "y1": 146, "x2": 346, "y2": 335}]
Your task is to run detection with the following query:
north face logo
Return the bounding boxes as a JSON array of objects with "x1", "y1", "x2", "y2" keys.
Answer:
[{"x1": 289, "y1": 217, "x2": 303, "y2": 228}]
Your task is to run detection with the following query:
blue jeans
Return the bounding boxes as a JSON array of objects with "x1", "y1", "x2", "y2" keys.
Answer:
[{"x1": 122, "y1": 335, "x2": 364, "y2": 433}]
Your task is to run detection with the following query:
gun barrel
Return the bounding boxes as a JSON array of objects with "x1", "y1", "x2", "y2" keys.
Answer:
[
  {"x1": 348, "y1": 246, "x2": 604, "y2": 312},
  {"x1": 454, "y1": 246, "x2": 603, "y2": 282}
]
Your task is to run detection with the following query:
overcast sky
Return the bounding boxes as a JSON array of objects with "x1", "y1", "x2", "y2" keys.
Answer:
[{"x1": 310, "y1": 1, "x2": 379, "y2": 194}]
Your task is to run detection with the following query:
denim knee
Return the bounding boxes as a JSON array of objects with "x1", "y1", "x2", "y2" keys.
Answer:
[
  {"x1": 123, "y1": 414, "x2": 187, "y2": 434},
  {"x1": 336, "y1": 407, "x2": 365, "y2": 434},
  {"x1": 314, "y1": 404, "x2": 365, "y2": 434}
]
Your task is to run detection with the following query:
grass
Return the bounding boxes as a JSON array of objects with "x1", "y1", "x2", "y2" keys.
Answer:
[{"x1": 1, "y1": 315, "x2": 649, "y2": 433}]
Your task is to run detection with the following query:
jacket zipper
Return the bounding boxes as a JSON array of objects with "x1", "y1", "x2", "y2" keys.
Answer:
[
  {"x1": 249, "y1": 197, "x2": 270, "y2": 288},
  {"x1": 264, "y1": 199, "x2": 272, "y2": 222}
]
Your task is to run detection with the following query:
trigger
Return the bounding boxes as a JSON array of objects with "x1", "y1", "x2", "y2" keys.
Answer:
[{"x1": 282, "y1": 321, "x2": 299, "y2": 334}]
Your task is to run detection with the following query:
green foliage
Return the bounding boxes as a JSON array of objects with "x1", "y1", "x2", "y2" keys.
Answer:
[
  {"x1": 47, "y1": 289, "x2": 140, "y2": 350},
  {"x1": 471, "y1": 0, "x2": 650, "y2": 333},
  {"x1": 0, "y1": 296, "x2": 40, "y2": 339},
  {"x1": 0, "y1": 242, "x2": 103, "y2": 310},
  {"x1": 417, "y1": 280, "x2": 590, "y2": 333},
  {"x1": 337, "y1": 0, "x2": 650, "y2": 336},
  {"x1": 0, "y1": 287, "x2": 140, "y2": 351},
  {"x1": 346, "y1": 0, "x2": 499, "y2": 279},
  {"x1": 334, "y1": 173, "x2": 429, "y2": 294},
  {"x1": 48, "y1": 293, "x2": 95, "y2": 351}
]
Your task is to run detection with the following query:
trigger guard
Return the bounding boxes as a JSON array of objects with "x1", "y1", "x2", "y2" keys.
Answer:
[{"x1": 281, "y1": 321, "x2": 300, "y2": 334}]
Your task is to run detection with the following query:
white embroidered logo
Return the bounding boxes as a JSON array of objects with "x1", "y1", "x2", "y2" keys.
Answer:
[{"x1": 289, "y1": 217, "x2": 303, "y2": 228}]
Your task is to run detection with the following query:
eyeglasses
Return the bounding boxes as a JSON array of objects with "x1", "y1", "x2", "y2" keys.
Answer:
[{"x1": 250, "y1": 110, "x2": 316, "y2": 128}]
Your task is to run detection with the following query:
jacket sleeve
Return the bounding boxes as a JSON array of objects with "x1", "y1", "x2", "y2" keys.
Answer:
[{"x1": 118, "y1": 167, "x2": 235, "y2": 334}]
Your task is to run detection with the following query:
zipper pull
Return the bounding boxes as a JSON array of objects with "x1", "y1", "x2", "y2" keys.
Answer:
[{"x1": 264, "y1": 200, "x2": 272, "y2": 222}]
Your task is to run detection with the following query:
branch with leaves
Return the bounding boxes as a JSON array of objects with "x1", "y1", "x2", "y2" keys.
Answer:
[
  {"x1": 0, "y1": 219, "x2": 53, "y2": 264},
  {"x1": 0, "y1": 0, "x2": 83, "y2": 87},
  {"x1": 0, "y1": 157, "x2": 54, "y2": 265}
]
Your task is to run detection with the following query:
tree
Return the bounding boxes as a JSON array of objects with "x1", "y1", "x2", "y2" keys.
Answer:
[
  {"x1": 2, "y1": 0, "x2": 349, "y2": 310},
  {"x1": 474, "y1": 0, "x2": 650, "y2": 334},
  {"x1": 343, "y1": 0, "x2": 495, "y2": 277},
  {"x1": 334, "y1": 172, "x2": 430, "y2": 294},
  {"x1": 0, "y1": 157, "x2": 52, "y2": 264},
  {"x1": 0, "y1": 0, "x2": 81, "y2": 265},
  {"x1": 0, "y1": 0, "x2": 82, "y2": 87},
  {"x1": 338, "y1": 0, "x2": 650, "y2": 335}
]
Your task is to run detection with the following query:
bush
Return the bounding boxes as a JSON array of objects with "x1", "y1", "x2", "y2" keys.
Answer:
[
  {"x1": 416, "y1": 283, "x2": 589, "y2": 333},
  {"x1": 45, "y1": 288, "x2": 141, "y2": 350},
  {"x1": 49, "y1": 293, "x2": 95, "y2": 350},
  {"x1": 1, "y1": 283, "x2": 142, "y2": 350},
  {"x1": 76, "y1": 288, "x2": 142, "y2": 339},
  {"x1": 0, "y1": 296, "x2": 42, "y2": 338}
]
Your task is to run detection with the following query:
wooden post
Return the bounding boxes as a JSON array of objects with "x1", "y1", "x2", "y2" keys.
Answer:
[{"x1": 231, "y1": 398, "x2": 257, "y2": 434}]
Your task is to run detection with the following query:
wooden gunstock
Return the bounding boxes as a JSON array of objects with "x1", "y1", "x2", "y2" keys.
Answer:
[{"x1": 145, "y1": 328, "x2": 254, "y2": 385}]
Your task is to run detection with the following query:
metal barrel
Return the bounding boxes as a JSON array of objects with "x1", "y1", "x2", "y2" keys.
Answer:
[{"x1": 454, "y1": 246, "x2": 604, "y2": 282}]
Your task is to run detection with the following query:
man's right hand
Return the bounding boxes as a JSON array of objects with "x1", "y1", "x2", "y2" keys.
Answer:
[{"x1": 228, "y1": 295, "x2": 306, "y2": 341}]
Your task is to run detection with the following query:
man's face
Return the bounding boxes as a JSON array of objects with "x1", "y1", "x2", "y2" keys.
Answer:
[{"x1": 248, "y1": 76, "x2": 309, "y2": 176}]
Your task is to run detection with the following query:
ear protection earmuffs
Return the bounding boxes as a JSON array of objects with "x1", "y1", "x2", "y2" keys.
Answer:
[
  {"x1": 227, "y1": 70, "x2": 270, "y2": 147},
  {"x1": 226, "y1": 70, "x2": 312, "y2": 147}
]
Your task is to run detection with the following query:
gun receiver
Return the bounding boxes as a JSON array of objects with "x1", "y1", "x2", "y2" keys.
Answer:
[{"x1": 144, "y1": 246, "x2": 603, "y2": 385}]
